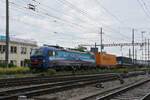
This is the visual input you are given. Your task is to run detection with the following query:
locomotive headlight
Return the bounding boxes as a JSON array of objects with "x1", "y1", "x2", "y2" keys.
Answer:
[{"x1": 43, "y1": 59, "x2": 46, "y2": 63}]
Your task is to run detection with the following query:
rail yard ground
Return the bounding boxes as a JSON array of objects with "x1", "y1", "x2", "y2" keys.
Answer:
[
  {"x1": 0, "y1": 67, "x2": 150, "y2": 100},
  {"x1": 0, "y1": 71, "x2": 146, "y2": 100},
  {"x1": 32, "y1": 74, "x2": 148, "y2": 100}
]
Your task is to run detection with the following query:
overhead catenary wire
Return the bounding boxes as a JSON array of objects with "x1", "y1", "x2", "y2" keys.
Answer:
[
  {"x1": 29, "y1": 0, "x2": 88, "y2": 24},
  {"x1": 94, "y1": 0, "x2": 132, "y2": 40},
  {"x1": 10, "y1": 0, "x2": 131, "y2": 41},
  {"x1": 8, "y1": 1, "x2": 95, "y2": 33},
  {"x1": 104, "y1": 33, "x2": 130, "y2": 42},
  {"x1": 55, "y1": 0, "x2": 132, "y2": 40},
  {"x1": 95, "y1": 0, "x2": 124, "y2": 25},
  {"x1": 12, "y1": 0, "x2": 132, "y2": 42},
  {"x1": 0, "y1": 15, "x2": 93, "y2": 44},
  {"x1": 9, "y1": 0, "x2": 88, "y2": 30},
  {"x1": 30, "y1": 0, "x2": 104, "y2": 32},
  {"x1": 137, "y1": 0, "x2": 150, "y2": 20},
  {"x1": 0, "y1": 1, "x2": 97, "y2": 39},
  {"x1": 140, "y1": 0, "x2": 150, "y2": 17},
  {"x1": 20, "y1": 0, "x2": 101, "y2": 31},
  {"x1": 0, "y1": 0, "x2": 134, "y2": 44},
  {"x1": 34, "y1": 0, "x2": 132, "y2": 39},
  {"x1": 2, "y1": 8, "x2": 100, "y2": 42},
  {"x1": 55, "y1": 0, "x2": 109, "y2": 27}
]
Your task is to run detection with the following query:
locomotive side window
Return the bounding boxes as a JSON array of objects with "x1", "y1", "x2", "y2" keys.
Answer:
[
  {"x1": 53, "y1": 51, "x2": 56, "y2": 56},
  {"x1": 47, "y1": 51, "x2": 57, "y2": 56},
  {"x1": 47, "y1": 51, "x2": 53, "y2": 56},
  {"x1": 55, "y1": 51, "x2": 58, "y2": 56}
]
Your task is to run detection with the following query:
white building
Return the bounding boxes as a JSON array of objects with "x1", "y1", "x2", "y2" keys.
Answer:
[{"x1": 0, "y1": 35, "x2": 37, "y2": 67}]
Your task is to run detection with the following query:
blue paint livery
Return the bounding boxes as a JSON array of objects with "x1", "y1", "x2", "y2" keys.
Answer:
[{"x1": 30, "y1": 46, "x2": 96, "y2": 70}]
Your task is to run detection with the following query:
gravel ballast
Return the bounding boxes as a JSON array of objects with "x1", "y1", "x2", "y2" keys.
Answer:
[{"x1": 34, "y1": 75, "x2": 148, "y2": 100}]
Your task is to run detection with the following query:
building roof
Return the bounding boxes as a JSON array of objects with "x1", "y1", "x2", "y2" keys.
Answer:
[{"x1": 0, "y1": 35, "x2": 37, "y2": 46}]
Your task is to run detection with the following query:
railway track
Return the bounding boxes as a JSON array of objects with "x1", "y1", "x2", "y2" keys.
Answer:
[
  {"x1": 0, "y1": 73, "x2": 116, "y2": 88},
  {"x1": 90, "y1": 78, "x2": 150, "y2": 100},
  {"x1": 0, "y1": 71, "x2": 146, "y2": 100},
  {"x1": 141, "y1": 91, "x2": 150, "y2": 100},
  {"x1": 0, "y1": 71, "x2": 145, "y2": 88},
  {"x1": 0, "y1": 73, "x2": 117, "y2": 100}
]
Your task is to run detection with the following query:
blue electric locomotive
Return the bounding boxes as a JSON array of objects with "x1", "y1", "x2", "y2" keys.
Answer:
[{"x1": 30, "y1": 46, "x2": 96, "y2": 70}]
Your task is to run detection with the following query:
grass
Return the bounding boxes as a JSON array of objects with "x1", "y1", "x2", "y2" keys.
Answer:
[
  {"x1": 78, "y1": 67, "x2": 150, "y2": 73},
  {"x1": 0, "y1": 67, "x2": 58, "y2": 78},
  {"x1": 0, "y1": 66, "x2": 149, "y2": 78},
  {"x1": 0, "y1": 67, "x2": 30, "y2": 75}
]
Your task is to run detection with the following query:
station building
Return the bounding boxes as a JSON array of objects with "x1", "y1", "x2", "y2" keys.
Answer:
[{"x1": 0, "y1": 35, "x2": 37, "y2": 67}]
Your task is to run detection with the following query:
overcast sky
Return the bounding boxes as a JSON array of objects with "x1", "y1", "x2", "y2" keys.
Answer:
[{"x1": 0, "y1": 0, "x2": 150, "y2": 59}]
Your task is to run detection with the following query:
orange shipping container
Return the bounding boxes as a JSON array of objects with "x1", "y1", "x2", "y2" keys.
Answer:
[{"x1": 95, "y1": 53, "x2": 116, "y2": 66}]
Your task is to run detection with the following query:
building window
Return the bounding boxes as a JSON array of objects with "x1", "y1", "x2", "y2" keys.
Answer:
[
  {"x1": 10, "y1": 60, "x2": 17, "y2": 66},
  {"x1": 11, "y1": 46, "x2": 17, "y2": 53},
  {"x1": 0, "y1": 45, "x2": 5, "y2": 53},
  {"x1": 21, "y1": 47, "x2": 27, "y2": 54},
  {"x1": 21, "y1": 61, "x2": 27, "y2": 67},
  {"x1": 21, "y1": 61, "x2": 24, "y2": 67},
  {"x1": 0, "y1": 45, "x2": 2, "y2": 52},
  {"x1": 3, "y1": 45, "x2": 5, "y2": 52}
]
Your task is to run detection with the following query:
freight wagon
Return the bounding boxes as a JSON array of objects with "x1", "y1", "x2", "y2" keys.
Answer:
[
  {"x1": 116, "y1": 56, "x2": 132, "y2": 67},
  {"x1": 136, "y1": 60, "x2": 148, "y2": 67},
  {"x1": 94, "y1": 53, "x2": 117, "y2": 68}
]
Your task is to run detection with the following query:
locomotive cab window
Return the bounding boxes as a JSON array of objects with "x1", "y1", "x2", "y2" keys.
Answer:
[{"x1": 30, "y1": 48, "x2": 43, "y2": 57}]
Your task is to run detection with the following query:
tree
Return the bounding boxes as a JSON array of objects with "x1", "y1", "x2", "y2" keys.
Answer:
[
  {"x1": 24, "y1": 59, "x2": 30, "y2": 67},
  {"x1": 76, "y1": 45, "x2": 87, "y2": 52}
]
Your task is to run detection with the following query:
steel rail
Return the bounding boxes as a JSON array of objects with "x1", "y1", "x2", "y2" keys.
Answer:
[
  {"x1": 0, "y1": 74, "x2": 117, "y2": 100},
  {"x1": 141, "y1": 92, "x2": 150, "y2": 100},
  {"x1": 0, "y1": 73, "x2": 116, "y2": 88},
  {"x1": 96, "y1": 78, "x2": 150, "y2": 100}
]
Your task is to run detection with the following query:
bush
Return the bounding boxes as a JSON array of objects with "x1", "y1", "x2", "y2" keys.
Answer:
[
  {"x1": 24, "y1": 59, "x2": 30, "y2": 66},
  {"x1": 46, "y1": 69, "x2": 56, "y2": 75},
  {"x1": 0, "y1": 63, "x2": 5, "y2": 67},
  {"x1": 0, "y1": 62, "x2": 17, "y2": 68},
  {"x1": 8, "y1": 63, "x2": 17, "y2": 68}
]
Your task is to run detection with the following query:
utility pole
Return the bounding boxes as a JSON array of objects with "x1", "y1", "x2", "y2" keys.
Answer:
[
  {"x1": 132, "y1": 29, "x2": 135, "y2": 64},
  {"x1": 121, "y1": 46, "x2": 123, "y2": 56},
  {"x1": 141, "y1": 31, "x2": 145, "y2": 60},
  {"x1": 129, "y1": 48, "x2": 131, "y2": 58},
  {"x1": 100, "y1": 27, "x2": 103, "y2": 53},
  {"x1": 95, "y1": 42, "x2": 96, "y2": 53},
  {"x1": 135, "y1": 49, "x2": 137, "y2": 60},
  {"x1": 145, "y1": 38, "x2": 147, "y2": 61},
  {"x1": 5, "y1": 0, "x2": 9, "y2": 68},
  {"x1": 148, "y1": 39, "x2": 149, "y2": 67}
]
